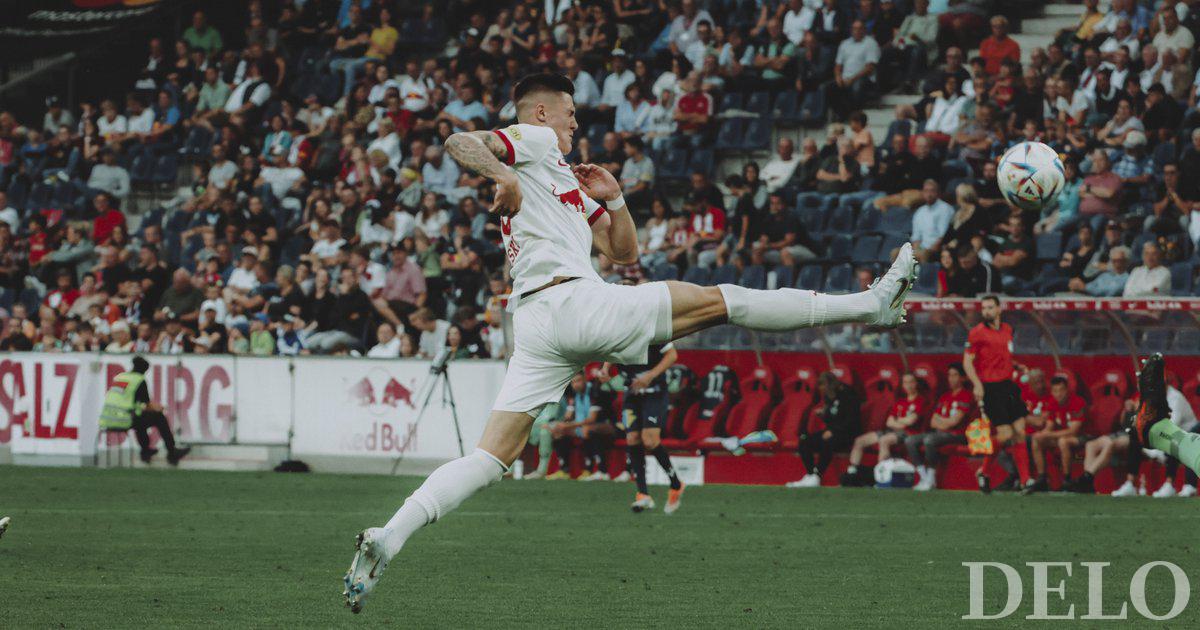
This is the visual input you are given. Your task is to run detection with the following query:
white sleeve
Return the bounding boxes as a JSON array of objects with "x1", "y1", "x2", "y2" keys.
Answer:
[{"x1": 493, "y1": 123, "x2": 557, "y2": 166}]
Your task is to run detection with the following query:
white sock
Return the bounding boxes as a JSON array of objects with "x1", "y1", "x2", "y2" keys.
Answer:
[
  {"x1": 381, "y1": 448, "x2": 505, "y2": 558},
  {"x1": 717, "y1": 284, "x2": 879, "y2": 332}
]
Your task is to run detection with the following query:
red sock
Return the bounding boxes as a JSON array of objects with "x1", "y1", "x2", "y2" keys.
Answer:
[{"x1": 980, "y1": 455, "x2": 994, "y2": 476}]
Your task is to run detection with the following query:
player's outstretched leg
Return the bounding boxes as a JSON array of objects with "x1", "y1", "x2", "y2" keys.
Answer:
[
  {"x1": 716, "y1": 243, "x2": 917, "y2": 332},
  {"x1": 1130, "y1": 354, "x2": 1200, "y2": 477},
  {"x1": 343, "y1": 438, "x2": 509, "y2": 613}
]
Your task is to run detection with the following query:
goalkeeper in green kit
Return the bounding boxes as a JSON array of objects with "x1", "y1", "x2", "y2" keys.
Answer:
[{"x1": 1131, "y1": 354, "x2": 1200, "y2": 480}]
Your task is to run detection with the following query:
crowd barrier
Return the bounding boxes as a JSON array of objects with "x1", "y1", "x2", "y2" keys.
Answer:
[{"x1": 0, "y1": 353, "x2": 506, "y2": 469}]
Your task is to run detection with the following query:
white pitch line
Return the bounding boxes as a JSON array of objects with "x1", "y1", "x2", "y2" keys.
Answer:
[{"x1": 8, "y1": 507, "x2": 1193, "y2": 520}]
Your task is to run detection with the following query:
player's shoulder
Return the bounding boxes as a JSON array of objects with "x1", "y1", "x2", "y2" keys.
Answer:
[{"x1": 499, "y1": 123, "x2": 556, "y2": 144}]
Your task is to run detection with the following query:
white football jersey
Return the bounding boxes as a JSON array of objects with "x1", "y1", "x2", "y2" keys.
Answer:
[{"x1": 492, "y1": 123, "x2": 604, "y2": 298}]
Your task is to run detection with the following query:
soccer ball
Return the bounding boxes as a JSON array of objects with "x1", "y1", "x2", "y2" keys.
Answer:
[{"x1": 997, "y1": 141, "x2": 1065, "y2": 212}]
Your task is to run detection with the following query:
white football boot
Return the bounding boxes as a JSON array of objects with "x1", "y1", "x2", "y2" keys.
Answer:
[
  {"x1": 1180, "y1": 484, "x2": 1197, "y2": 498},
  {"x1": 0, "y1": 516, "x2": 10, "y2": 540},
  {"x1": 343, "y1": 528, "x2": 389, "y2": 614},
  {"x1": 795, "y1": 474, "x2": 822, "y2": 488},
  {"x1": 611, "y1": 470, "x2": 632, "y2": 483},
  {"x1": 630, "y1": 493, "x2": 656, "y2": 512},
  {"x1": 1110, "y1": 480, "x2": 1137, "y2": 497},
  {"x1": 1152, "y1": 481, "x2": 1178, "y2": 498},
  {"x1": 869, "y1": 242, "x2": 919, "y2": 328}
]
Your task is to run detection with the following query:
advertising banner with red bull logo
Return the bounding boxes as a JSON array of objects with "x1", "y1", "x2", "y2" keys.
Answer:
[{"x1": 289, "y1": 360, "x2": 505, "y2": 465}]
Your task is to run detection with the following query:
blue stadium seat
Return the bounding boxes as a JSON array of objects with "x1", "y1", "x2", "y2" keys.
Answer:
[
  {"x1": 739, "y1": 264, "x2": 767, "y2": 289},
  {"x1": 851, "y1": 235, "x2": 883, "y2": 263},
  {"x1": 1141, "y1": 330, "x2": 1173, "y2": 353},
  {"x1": 825, "y1": 234, "x2": 853, "y2": 261},
  {"x1": 129, "y1": 155, "x2": 154, "y2": 184},
  {"x1": 795, "y1": 264, "x2": 824, "y2": 289},
  {"x1": 719, "y1": 92, "x2": 744, "y2": 112},
  {"x1": 773, "y1": 264, "x2": 794, "y2": 289},
  {"x1": 854, "y1": 208, "x2": 881, "y2": 232},
  {"x1": 914, "y1": 261, "x2": 939, "y2": 294},
  {"x1": 740, "y1": 119, "x2": 772, "y2": 151},
  {"x1": 770, "y1": 90, "x2": 801, "y2": 125},
  {"x1": 715, "y1": 119, "x2": 745, "y2": 150},
  {"x1": 878, "y1": 207, "x2": 912, "y2": 237},
  {"x1": 152, "y1": 154, "x2": 178, "y2": 186},
  {"x1": 823, "y1": 263, "x2": 854, "y2": 294},
  {"x1": 879, "y1": 234, "x2": 907, "y2": 261},
  {"x1": 1035, "y1": 233, "x2": 1062, "y2": 261},
  {"x1": 682, "y1": 266, "x2": 711, "y2": 285},
  {"x1": 315, "y1": 73, "x2": 342, "y2": 105},
  {"x1": 687, "y1": 149, "x2": 715, "y2": 176},
  {"x1": 711, "y1": 263, "x2": 738, "y2": 285},
  {"x1": 823, "y1": 206, "x2": 856, "y2": 236},
  {"x1": 659, "y1": 147, "x2": 689, "y2": 181},
  {"x1": 745, "y1": 92, "x2": 771, "y2": 116},
  {"x1": 651, "y1": 262, "x2": 679, "y2": 281},
  {"x1": 1170, "y1": 262, "x2": 1194, "y2": 294}
]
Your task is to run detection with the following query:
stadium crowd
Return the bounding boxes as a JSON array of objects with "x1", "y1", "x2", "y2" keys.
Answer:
[{"x1": 0, "y1": 0, "x2": 1199, "y2": 360}]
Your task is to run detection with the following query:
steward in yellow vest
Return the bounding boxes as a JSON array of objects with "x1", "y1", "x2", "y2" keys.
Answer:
[{"x1": 100, "y1": 356, "x2": 191, "y2": 465}]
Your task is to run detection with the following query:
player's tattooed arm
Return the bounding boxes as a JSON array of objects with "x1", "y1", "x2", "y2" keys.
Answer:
[{"x1": 445, "y1": 131, "x2": 522, "y2": 216}]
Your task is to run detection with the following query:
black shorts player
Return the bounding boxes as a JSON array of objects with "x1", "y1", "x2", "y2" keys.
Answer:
[
  {"x1": 603, "y1": 341, "x2": 684, "y2": 513},
  {"x1": 982, "y1": 380, "x2": 1028, "y2": 427}
]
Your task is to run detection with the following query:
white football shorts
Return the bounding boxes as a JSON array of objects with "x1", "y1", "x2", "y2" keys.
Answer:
[{"x1": 491, "y1": 279, "x2": 673, "y2": 414}]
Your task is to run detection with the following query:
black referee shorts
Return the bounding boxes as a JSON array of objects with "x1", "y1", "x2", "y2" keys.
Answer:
[{"x1": 982, "y1": 380, "x2": 1028, "y2": 427}]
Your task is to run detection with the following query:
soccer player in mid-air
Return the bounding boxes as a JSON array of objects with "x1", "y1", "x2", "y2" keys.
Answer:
[
  {"x1": 343, "y1": 73, "x2": 918, "y2": 612},
  {"x1": 600, "y1": 333, "x2": 682, "y2": 513}
]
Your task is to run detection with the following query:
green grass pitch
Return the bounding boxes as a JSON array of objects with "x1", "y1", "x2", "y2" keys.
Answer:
[{"x1": 1, "y1": 465, "x2": 1198, "y2": 628}]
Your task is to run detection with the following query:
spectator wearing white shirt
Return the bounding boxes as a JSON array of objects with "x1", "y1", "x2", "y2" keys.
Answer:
[
  {"x1": 910, "y1": 180, "x2": 954, "y2": 261},
  {"x1": 1123, "y1": 241, "x2": 1172, "y2": 297},
  {"x1": 409, "y1": 307, "x2": 450, "y2": 359},
  {"x1": 257, "y1": 149, "x2": 306, "y2": 201},
  {"x1": 367, "y1": 322, "x2": 402, "y2": 358},
  {"x1": 226, "y1": 248, "x2": 262, "y2": 297},
  {"x1": 1152, "y1": 10, "x2": 1193, "y2": 63},
  {"x1": 123, "y1": 95, "x2": 155, "y2": 141},
  {"x1": 668, "y1": 0, "x2": 714, "y2": 57},
  {"x1": 207, "y1": 144, "x2": 237, "y2": 190},
  {"x1": 599, "y1": 51, "x2": 636, "y2": 112},
  {"x1": 84, "y1": 148, "x2": 131, "y2": 202},
  {"x1": 644, "y1": 89, "x2": 678, "y2": 153},
  {"x1": 1099, "y1": 19, "x2": 1139, "y2": 61},
  {"x1": 683, "y1": 21, "x2": 716, "y2": 70},
  {"x1": 563, "y1": 54, "x2": 600, "y2": 110},
  {"x1": 367, "y1": 118, "x2": 403, "y2": 170},
  {"x1": 396, "y1": 60, "x2": 433, "y2": 111},
  {"x1": 760, "y1": 138, "x2": 801, "y2": 192},
  {"x1": 834, "y1": 21, "x2": 881, "y2": 112},
  {"x1": 614, "y1": 83, "x2": 652, "y2": 138},
  {"x1": 782, "y1": 0, "x2": 816, "y2": 45},
  {"x1": 351, "y1": 247, "x2": 387, "y2": 299},
  {"x1": 421, "y1": 146, "x2": 461, "y2": 197},
  {"x1": 0, "y1": 192, "x2": 17, "y2": 230},
  {"x1": 96, "y1": 100, "x2": 127, "y2": 141}
]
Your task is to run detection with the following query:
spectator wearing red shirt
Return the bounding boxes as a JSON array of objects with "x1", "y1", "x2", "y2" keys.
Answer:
[
  {"x1": 842, "y1": 373, "x2": 927, "y2": 486},
  {"x1": 43, "y1": 268, "x2": 80, "y2": 315},
  {"x1": 964, "y1": 295, "x2": 1028, "y2": 492},
  {"x1": 906, "y1": 363, "x2": 975, "y2": 490},
  {"x1": 91, "y1": 193, "x2": 127, "y2": 245},
  {"x1": 673, "y1": 73, "x2": 712, "y2": 148},
  {"x1": 979, "y1": 16, "x2": 1020, "y2": 76},
  {"x1": 26, "y1": 215, "x2": 48, "y2": 267},
  {"x1": 685, "y1": 195, "x2": 725, "y2": 268},
  {"x1": 1025, "y1": 376, "x2": 1087, "y2": 493}
]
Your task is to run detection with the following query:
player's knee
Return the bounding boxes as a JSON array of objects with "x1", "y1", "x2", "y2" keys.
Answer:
[{"x1": 642, "y1": 433, "x2": 660, "y2": 450}]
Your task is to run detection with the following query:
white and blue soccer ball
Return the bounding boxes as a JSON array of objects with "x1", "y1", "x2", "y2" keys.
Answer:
[{"x1": 997, "y1": 141, "x2": 1065, "y2": 213}]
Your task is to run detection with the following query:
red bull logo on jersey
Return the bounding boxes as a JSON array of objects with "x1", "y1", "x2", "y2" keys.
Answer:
[
  {"x1": 551, "y1": 184, "x2": 587, "y2": 218},
  {"x1": 345, "y1": 368, "x2": 417, "y2": 416}
]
